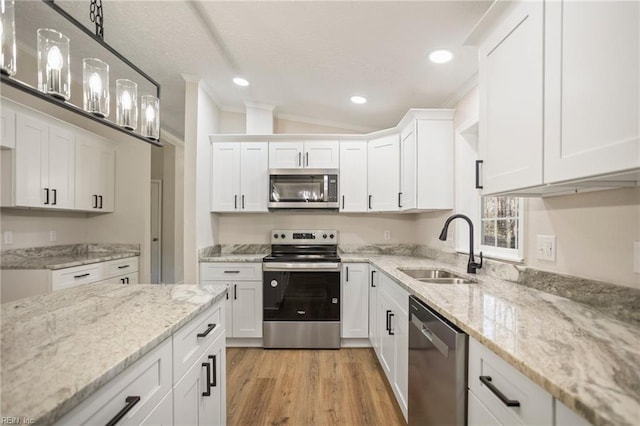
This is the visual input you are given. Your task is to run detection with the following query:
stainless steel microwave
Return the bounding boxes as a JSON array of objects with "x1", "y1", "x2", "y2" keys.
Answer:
[{"x1": 268, "y1": 169, "x2": 339, "y2": 209}]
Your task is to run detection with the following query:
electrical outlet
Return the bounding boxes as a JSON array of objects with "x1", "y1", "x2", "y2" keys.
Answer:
[
  {"x1": 50, "y1": 231, "x2": 57, "y2": 242},
  {"x1": 3, "y1": 231, "x2": 13, "y2": 244},
  {"x1": 634, "y1": 242, "x2": 640, "y2": 274},
  {"x1": 536, "y1": 235, "x2": 556, "y2": 261},
  {"x1": 383, "y1": 230, "x2": 391, "y2": 241}
]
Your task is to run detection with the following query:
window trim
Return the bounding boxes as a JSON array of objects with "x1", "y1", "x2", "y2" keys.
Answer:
[{"x1": 479, "y1": 197, "x2": 525, "y2": 262}]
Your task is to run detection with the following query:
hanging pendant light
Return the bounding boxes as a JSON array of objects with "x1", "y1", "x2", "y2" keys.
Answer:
[
  {"x1": 37, "y1": 28, "x2": 71, "y2": 100},
  {"x1": 0, "y1": 0, "x2": 16, "y2": 76},
  {"x1": 141, "y1": 95, "x2": 159, "y2": 140},
  {"x1": 116, "y1": 79, "x2": 137, "y2": 130},
  {"x1": 83, "y1": 58, "x2": 109, "y2": 118}
]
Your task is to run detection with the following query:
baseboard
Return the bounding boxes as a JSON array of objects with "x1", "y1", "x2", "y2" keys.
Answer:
[
  {"x1": 226, "y1": 337, "x2": 263, "y2": 347},
  {"x1": 340, "y1": 338, "x2": 372, "y2": 348}
]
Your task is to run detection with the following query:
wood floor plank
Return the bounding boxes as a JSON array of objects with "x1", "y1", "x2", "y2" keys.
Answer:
[{"x1": 226, "y1": 348, "x2": 406, "y2": 426}]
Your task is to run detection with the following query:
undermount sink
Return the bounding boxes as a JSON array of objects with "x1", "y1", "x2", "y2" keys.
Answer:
[{"x1": 398, "y1": 268, "x2": 474, "y2": 284}]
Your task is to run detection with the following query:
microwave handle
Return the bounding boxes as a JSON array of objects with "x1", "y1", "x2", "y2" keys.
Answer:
[
  {"x1": 298, "y1": 152, "x2": 302, "y2": 167},
  {"x1": 306, "y1": 152, "x2": 309, "y2": 167}
]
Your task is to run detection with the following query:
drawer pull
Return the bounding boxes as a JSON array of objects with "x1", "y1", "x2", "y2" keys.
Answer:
[
  {"x1": 224, "y1": 270, "x2": 240, "y2": 274},
  {"x1": 202, "y1": 362, "x2": 211, "y2": 397},
  {"x1": 73, "y1": 273, "x2": 91, "y2": 279},
  {"x1": 106, "y1": 395, "x2": 140, "y2": 426},
  {"x1": 208, "y1": 355, "x2": 217, "y2": 387},
  {"x1": 371, "y1": 270, "x2": 376, "y2": 287},
  {"x1": 197, "y1": 323, "x2": 217, "y2": 338},
  {"x1": 117, "y1": 265, "x2": 130, "y2": 269},
  {"x1": 479, "y1": 376, "x2": 521, "y2": 407},
  {"x1": 388, "y1": 312, "x2": 395, "y2": 336}
]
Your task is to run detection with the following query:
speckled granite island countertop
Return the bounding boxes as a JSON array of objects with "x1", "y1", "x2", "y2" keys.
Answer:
[
  {"x1": 1, "y1": 243, "x2": 140, "y2": 270},
  {"x1": 341, "y1": 254, "x2": 640, "y2": 426},
  {"x1": 0, "y1": 284, "x2": 226, "y2": 425}
]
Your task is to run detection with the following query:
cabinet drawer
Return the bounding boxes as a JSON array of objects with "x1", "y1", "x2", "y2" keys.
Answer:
[
  {"x1": 98, "y1": 272, "x2": 139, "y2": 285},
  {"x1": 469, "y1": 337, "x2": 553, "y2": 425},
  {"x1": 103, "y1": 257, "x2": 139, "y2": 279},
  {"x1": 55, "y1": 337, "x2": 172, "y2": 425},
  {"x1": 200, "y1": 262, "x2": 262, "y2": 281},
  {"x1": 173, "y1": 300, "x2": 224, "y2": 380},
  {"x1": 51, "y1": 264, "x2": 103, "y2": 291}
]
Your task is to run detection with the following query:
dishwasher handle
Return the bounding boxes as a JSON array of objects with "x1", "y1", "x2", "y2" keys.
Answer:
[{"x1": 411, "y1": 314, "x2": 449, "y2": 358}]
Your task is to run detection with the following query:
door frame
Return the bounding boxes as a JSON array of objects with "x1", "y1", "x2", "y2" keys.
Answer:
[{"x1": 150, "y1": 179, "x2": 162, "y2": 284}]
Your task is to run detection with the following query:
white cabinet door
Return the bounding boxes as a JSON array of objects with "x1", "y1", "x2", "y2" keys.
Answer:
[
  {"x1": 173, "y1": 348, "x2": 210, "y2": 425},
  {"x1": 468, "y1": 390, "x2": 501, "y2": 426},
  {"x1": 368, "y1": 134, "x2": 400, "y2": 212},
  {"x1": 339, "y1": 141, "x2": 368, "y2": 212},
  {"x1": 76, "y1": 136, "x2": 115, "y2": 212},
  {"x1": 211, "y1": 142, "x2": 241, "y2": 212},
  {"x1": 544, "y1": 0, "x2": 640, "y2": 183},
  {"x1": 304, "y1": 141, "x2": 339, "y2": 168},
  {"x1": 341, "y1": 263, "x2": 369, "y2": 338},
  {"x1": 0, "y1": 104, "x2": 16, "y2": 149},
  {"x1": 231, "y1": 281, "x2": 263, "y2": 338},
  {"x1": 400, "y1": 122, "x2": 416, "y2": 210},
  {"x1": 240, "y1": 142, "x2": 268, "y2": 212},
  {"x1": 416, "y1": 119, "x2": 454, "y2": 210},
  {"x1": 47, "y1": 124, "x2": 75, "y2": 209},
  {"x1": 392, "y1": 309, "x2": 409, "y2": 420},
  {"x1": 378, "y1": 292, "x2": 395, "y2": 380},
  {"x1": 202, "y1": 333, "x2": 226, "y2": 426},
  {"x1": 139, "y1": 389, "x2": 173, "y2": 426},
  {"x1": 479, "y1": 1, "x2": 544, "y2": 195},
  {"x1": 269, "y1": 142, "x2": 303, "y2": 168},
  {"x1": 14, "y1": 113, "x2": 48, "y2": 207},
  {"x1": 369, "y1": 269, "x2": 379, "y2": 352}
]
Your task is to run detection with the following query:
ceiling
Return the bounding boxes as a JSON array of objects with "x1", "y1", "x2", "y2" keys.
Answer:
[{"x1": 48, "y1": 1, "x2": 492, "y2": 139}]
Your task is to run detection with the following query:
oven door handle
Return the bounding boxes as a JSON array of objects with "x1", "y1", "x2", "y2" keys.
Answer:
[{"x1": 262, "y1": 262, "x2": 341, "y2": 272}]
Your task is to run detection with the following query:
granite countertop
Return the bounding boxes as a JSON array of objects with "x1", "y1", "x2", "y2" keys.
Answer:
[
  {"x1": 1, "y1": 243, "x2": 140, "y2": 270},
  {"x1": 0, "y1": 284, "x2": 227, "y2": 425},
  {"x1": 341, "y1": 254, "x2": 640, "y2": 426},
  {"x1": 200, "y1": 253, "x2": 267, "y2": 262}
]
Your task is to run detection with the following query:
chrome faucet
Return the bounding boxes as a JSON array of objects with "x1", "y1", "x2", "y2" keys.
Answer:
[{"x1": 438, "y1": 214, "x2": 483, "y2": 274}]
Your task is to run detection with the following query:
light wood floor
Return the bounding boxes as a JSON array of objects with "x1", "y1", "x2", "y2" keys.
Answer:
[{"x1": 226, "y1": 348, "x2": 406, "y2": 426}]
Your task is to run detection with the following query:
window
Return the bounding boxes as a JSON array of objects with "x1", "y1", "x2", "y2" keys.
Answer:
[{"x1": 479, "y1": 196, "x2": 524, "y2": 260}]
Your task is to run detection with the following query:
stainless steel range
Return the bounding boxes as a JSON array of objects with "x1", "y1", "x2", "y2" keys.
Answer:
[{"x1": 262, "y1": 229, "x2": 341, "y2": 349}]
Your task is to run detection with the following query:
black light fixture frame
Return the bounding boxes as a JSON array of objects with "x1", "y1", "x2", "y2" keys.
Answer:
[{"x1": 0, "y1": 0, "x2": 162, "y2": 147}]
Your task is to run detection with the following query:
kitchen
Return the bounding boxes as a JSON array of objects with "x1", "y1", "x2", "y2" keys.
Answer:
[{"x1": 1, "y1": 1, "x2": 639, "y2": 425}]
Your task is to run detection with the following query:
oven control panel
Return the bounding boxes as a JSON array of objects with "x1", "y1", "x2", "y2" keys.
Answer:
[{"x1": 270, "y1": 229, "x2": 338, "y2": 244}]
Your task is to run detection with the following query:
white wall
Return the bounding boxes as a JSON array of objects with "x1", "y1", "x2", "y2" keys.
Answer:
[
  {"x1": 0, "y1": 210, "x2": 89, "y2": 249},
  {"x1": 218, "y1": 110, "x2": 364, "y2": 134}
]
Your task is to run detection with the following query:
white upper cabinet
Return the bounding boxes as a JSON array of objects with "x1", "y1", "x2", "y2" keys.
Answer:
[
  {"x1": 0, "y1": 104, "x2": 16, "y2": 149},
  {"x1": 268, "y1": 141, "x2": 339, "y2": 169},
  {"x1": 477, "y1": 1, "x2": 544, "y2": 195},
  {"x1": 400, "y1": 123, "x2": 417, "y2": 210},
  {"x1": 13, "y1": 113, "x2": 75, "y2": 209},
  {"x1": 211, "y1": 142, "x2": 268, "y2": 212},
  {"x1": 368, "y1": 133, "x2": 400, "y2": 212},
  {"x1": 543, "y1": 0, "x2": 639, "y2": 183},
  {"x1": 76, "y1": 136, "x2": 115, "y2": 212},
  {"x1": 339, "y1": 141, "x2": 368, "y2": 212}
]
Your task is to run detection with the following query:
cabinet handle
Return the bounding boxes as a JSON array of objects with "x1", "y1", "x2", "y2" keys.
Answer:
[
  {"x1": 305, "y1": 152, "x2": 309, "y2": 167},
  {"x1": 44, "y1": 188, "x2": 49, "y2": 205},
  {"x1": 224, "y1": 270, "x2": 240, "y2": 274},
  {"x1": 106, "y1": 396, "x2": 141, "y2": 426},
  {"x1": 368, "y1": 195, "x2": 372, "y2": 210},
  {"x1": 125, "y1": 277, "x2": 130, "y2": 284},
  {"x1": 242, "y1": 195, "x2": 245, "y2": 209},
  {"x1": 234, "y1": 284, "x2": 238, "y2": 300},
  {"x1": 52, "y1": 189, "x2": 57, "y2": 205},
  {"x1": 120, "y1": 278, "x2": 125, "y2": 284},
  {"x1": 345, "y1": 266, "x2": 349, "y2": 282},
  {"x1": 371, "y1": 270, "x2": 376, "y2": 287},
  {"x1": 342, "y1": 195, "x2": 345, "y2": 210},
  {"x1": 92, "y1": 194, "x2": 98, "y2": 208},
  {"x1": 389, "y1": 312, "x2": 395, "y2": 335},
  {"x1": 202, "y1": 363, "x2": 212, "y2": 397},
  {"x1": 386, "y1": 310, "x2": 391, "y2": 332},
  {"x1": 234, "y1": 194, "x2": 237, "y2": 209},
  {"x1": 479, "y1": 376, "x2": 520, "y2": 407},
  {"x1": 475, "y1": 160, "x2": 484, "y2": 189},
  {"x1": 398, "y1": 192, "x2": 402, "y2": 208},
  {"x1": 118, "y1": 265, "x2": 130, "y2": 269},
  {"x1": 98, "y1": 195, "x2": 103, "y2": 209},
  {"x1": 298, "y1": 152, "x2": 302, "y2": 167},
  {"x1": 197, "y1": 323, "x2": 217, "y2": 338},
  {"x1": 74, "y1": 273, "x2": 90, "y2": 279},
  {"x1": 208, "y1": 355, "x2": 217, "y2": 387}
]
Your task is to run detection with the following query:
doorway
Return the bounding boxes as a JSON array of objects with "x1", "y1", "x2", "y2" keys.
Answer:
[{"x1": 150, "y1": 179, "x2": 162, "y2": 283}]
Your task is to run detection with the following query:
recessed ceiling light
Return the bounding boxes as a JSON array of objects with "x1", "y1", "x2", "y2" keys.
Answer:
[
  {"x1": 350, "y1": 95, "x2": 367, "y2": 104},
  {"x1": 233, "y1": 77, "x2": 249, "y2": 87},
  {"x1": 428, "y1": 49, "x2": 454, "y2": 64}
]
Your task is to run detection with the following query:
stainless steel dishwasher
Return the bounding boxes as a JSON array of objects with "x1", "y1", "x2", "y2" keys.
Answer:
[{"x1": 408, "y1": 295, "x2": 468, "y2": 425}]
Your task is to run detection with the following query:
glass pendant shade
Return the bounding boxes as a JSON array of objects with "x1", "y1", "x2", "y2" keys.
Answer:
[
  {"x1": 37, "y1": 28, "x2": 70, "y2": 100},
  {"x1": 0, "y1": 0, "x2": 16, "y2": 76},
  {"x1": 116, "y1": 79, "x2": 137, "y2": 130},
  {"x1": 83, "y1": 58, "x2": 109, "y2": 118},
  {"x1": 141, "y1": 95, "x2": 159, "y2": 140}
]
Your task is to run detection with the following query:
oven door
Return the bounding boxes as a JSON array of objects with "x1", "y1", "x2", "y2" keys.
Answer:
[{"x1": 263, "y1": 269, "x2": 340, "y2": 321}]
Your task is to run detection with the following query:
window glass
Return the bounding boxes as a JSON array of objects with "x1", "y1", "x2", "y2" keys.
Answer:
[{"x1": 481, "y1": 196, "x2": 522, "y2": 254}]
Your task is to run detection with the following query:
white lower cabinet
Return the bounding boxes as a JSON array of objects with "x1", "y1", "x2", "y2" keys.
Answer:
[
  {"x1": 55, "y1": 298, "x2": 227, "y2": 426},
  {"x1": 372, "y1": 271, "x2": 409, "y2": 421},
  {"x1": 368, "y1": 268, "x2": 380, "y2": 351},
  {"x1": 341, "y1": 263, "x2": 369, "y2": 338},
  {"x1": 200, "y1": 262, "x2": 263, "y2": 339}
]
